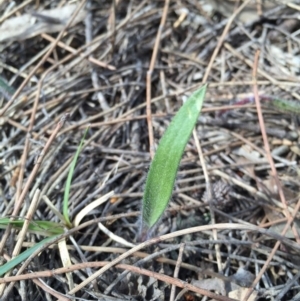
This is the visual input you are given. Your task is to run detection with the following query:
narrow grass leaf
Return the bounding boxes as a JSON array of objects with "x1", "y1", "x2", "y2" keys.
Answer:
[
  {"x1": 0, "y1": 218, "x2": 64, "y2": 235},
  {"x1": 0, "y1": 235, "x2": 59, "y2": 277},
  {"x1": 141, "y1": 85, "x2": 207, "y2": 236},
  {"x1": 63, "y1": 127, "x2": 89, "y2": 227}
]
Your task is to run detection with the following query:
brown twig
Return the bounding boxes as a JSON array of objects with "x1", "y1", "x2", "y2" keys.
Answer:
[
  {"x1": 202, "y1": 0, "x2": 252, "y2": 83},
  {"x1": 0, "y1": 262, "x2": 237, "y2": 301},
  {"x1": 197, "y1": 0, "x2": 252, "y2": 275},
  {"x1": 169, "y1": 243, "x2": 185, "y2": 301},
  {"x1": 243, "y1": 197, "x2": 300, "y2": 301},
  {"x1": 0, "y1": 190, "x2": 41, "y2": 295},
  {"x1": 243, "y1": 48, "x2": 300, "y2": 301},
  {"x1": 146, "y1": 0, "x2": 170, "y2": 158},
  {"x1": 0, "y1": 260, "x2": 236, "y2": 301},
  {"x1": 0, "y1": 0, "x2": 33, "y2": 23},
  {"x1": 41, "y1": 33, "x2": 115, "y2": 70},
  {"x1": 32, "y1": 278, "x2": 70, "y2": 301},
  {"x1": 67, "y1": 222, "x2": 300, "y2": 295},
  {"x1": 224, "y1": 42, "x2": 300, "y2": 100},
  {"x1": 192, "y1": 128, "x2": 222, "y2": 272},
  {"x1": 251, "y1": 50, "x2": 299, "y2": 237},
  {"x1": 0, "y1": 114, "x2": 69, "y2": 255}
]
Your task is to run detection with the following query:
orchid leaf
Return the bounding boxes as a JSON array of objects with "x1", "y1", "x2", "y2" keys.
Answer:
[{"x1": 140, "y1": 85, "x2": 207, "y2": 239}]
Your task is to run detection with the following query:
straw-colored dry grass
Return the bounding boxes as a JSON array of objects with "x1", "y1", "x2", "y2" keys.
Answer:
[{"x1": 1, "y1": 0, "x2": 300, "y2": 300}]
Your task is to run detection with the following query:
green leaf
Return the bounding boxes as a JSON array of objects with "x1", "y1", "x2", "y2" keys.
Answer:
[
  {"x1": 0, "y1": 218, "x2": 64, "y2": 236},
  {"x1": 63, "y1": 127, "x2": 89, "y2": 227},
  {"x1": 0, "y1": 76, "x2": 15, "y2": 100},
  {"x1": 0, "y1": 235, "x2": 59, "y2": 277},
  {"x1": 141, "y1": 85, "x2": 207, "y2": 238},
  {"x1": 272, "y1": 98, "x2": 300, "y2": 114}
]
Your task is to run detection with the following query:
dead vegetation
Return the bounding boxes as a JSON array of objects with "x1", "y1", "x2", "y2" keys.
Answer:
[{"x1": 0, "y1": 0, "x2": 300, "y2": 300}]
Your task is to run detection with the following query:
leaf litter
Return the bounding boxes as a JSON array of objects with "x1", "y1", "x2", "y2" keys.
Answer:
[{"x1": 0, "y1": 0, "x2": 300, "y2": 300}]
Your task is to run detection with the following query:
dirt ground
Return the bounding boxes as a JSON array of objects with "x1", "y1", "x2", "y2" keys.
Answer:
[{"x1": 0, "y1": 0, "x2": 300, "y2": 300}]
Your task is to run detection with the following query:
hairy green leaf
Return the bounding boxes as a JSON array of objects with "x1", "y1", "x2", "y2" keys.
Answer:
[{"x1": 140, "y1": 85, "x2": 207, "y2": 238}]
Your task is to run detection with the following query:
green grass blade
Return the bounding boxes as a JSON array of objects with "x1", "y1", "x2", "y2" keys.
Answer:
[
  {"x1": 0, "y1": 218, "x2": 64, "y2": 236},
  {"x1": 141, "y1": 85, "x2": 207, "y2": 238},
  {"x1": 0, "y1": 235, "x2": 59, "y2": 276},
  {"x1": 63, "y1": 127, "x2": 89, "y2": 227}
]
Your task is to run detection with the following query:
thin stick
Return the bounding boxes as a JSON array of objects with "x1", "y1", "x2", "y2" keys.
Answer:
[
  {"x1": 242, "y1": 49, "x2": 300, "y2": 301},
  {"x1": 1, "y1": 211, "x2": 138, "y2": 297},
  {"x1": 224, "y1": 42, "x2": 300, "y2": 100},
  {"x1": 0, "y1": 114, "x2": 69, "y2": 254},
  {"x1": 3, "y1": 219, "x2": 299, "y2": 297},
  {"x1": 197, "y1": 0, "x2": 252, "y2": 275},
  {"x1": 146, "y1": 0, "x2": 170, "y2": 158},
  {"x1": 243, "y1": 198, "x2": 300, "y2": 301},
  {"x1": 0, "y1": 0, "x2": 33, "y2": 23},
  {"x1": 251, "y1": 50, "x2": 299, "y2": 241},
  {"x1": 0, "y1": 261, "x2": 236, "y2": 301},
  {"x1": 66, "y1": 222, "x2": 300, "y2": 295},
  {"x1": 41, "y1": 33, "x2": 115, "y2": 70},
  {"x1": 202, "y1": 0, "x2": 252, "y2": 83},
  {"x1": 13, "y1": 189, "x2": 41, "y2": 257},
  {"x1": 169, "y1": 243, "x2": 185, "y2": 301},
  {"x1": 0, "y1": 190, "x2": 42, "y2": 295},
  {"x1": 108, "y1": 0, "x2": 118, "y2": 55},
  {"x1": 192, "y1": 130, "x2": 222, "y2": 272},
  {"x1": 32, "y1": 278, "x2": 70, "y2": 301},
  {"x1": 0, "y1": 190, "x2": 40, "y2": 294}
]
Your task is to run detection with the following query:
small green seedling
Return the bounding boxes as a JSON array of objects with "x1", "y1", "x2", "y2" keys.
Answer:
[
  {"x1": 63, "y1": 127, "x2": 89, "y2": 227},
  {"x1": 0, "y1": 128, "x2": 89, "y2": 276},
  {"x1": 139, "y1": 85, "x2": 207, "y2": 240}
]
